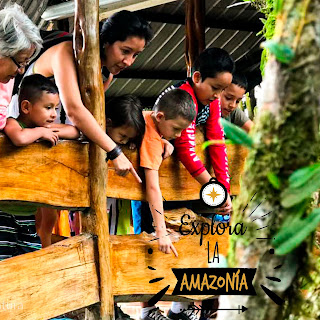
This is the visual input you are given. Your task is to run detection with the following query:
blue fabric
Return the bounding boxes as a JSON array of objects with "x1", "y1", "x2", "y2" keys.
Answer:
[
  {"x1": 131, "y1": 200, "x2": 142, "y2": 234},
  {"x1": 205, "y1": 213, "x2": 230, "y2": 223}
]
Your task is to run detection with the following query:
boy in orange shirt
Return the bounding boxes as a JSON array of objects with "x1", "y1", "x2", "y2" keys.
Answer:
[{"x1": 140, "y1": 88, "x2": 196, "y2": 320}]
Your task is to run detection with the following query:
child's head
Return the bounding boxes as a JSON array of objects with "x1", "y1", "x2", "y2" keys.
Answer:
[
  {"x1": 153, "y1": 88, "x2": 196, "y2": 140},
  {"x1": 18, "y1": 74, "x2": 59, "y2": 127},
  {"x1": 106, "y1": 95, "x2": 145, "y2": 146},
  {"x1": 220, "y1": 72, "x2": 247, "y2": 118},
  {"x1": 191, "y1": 47, "x2": 235, "y2": 106}
]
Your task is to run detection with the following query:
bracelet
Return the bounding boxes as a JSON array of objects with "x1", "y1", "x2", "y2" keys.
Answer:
[{"x1": 106, "y1": 145, "x2": 122, "y2": 161}]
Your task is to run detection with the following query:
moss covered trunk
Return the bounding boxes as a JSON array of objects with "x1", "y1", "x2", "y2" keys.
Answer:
[{"x1": 217, "y1": 1, "x2": 320, "y2": 319}]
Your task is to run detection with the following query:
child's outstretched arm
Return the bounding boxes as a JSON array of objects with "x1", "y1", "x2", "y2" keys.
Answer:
[
  {"x1": 47, "y1": 123, "x2": 80, "y2": 140},
  {"x1": 144, "y1": 168, "x2": 178, "y2": 257},
  {"x1": 4, "y1": 118, "x2": 59, "y2": 146}
]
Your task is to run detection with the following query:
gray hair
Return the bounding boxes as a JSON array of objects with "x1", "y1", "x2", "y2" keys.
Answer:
[{"x1": 0, "y1": 3, "x2": 42, "y2": 59}]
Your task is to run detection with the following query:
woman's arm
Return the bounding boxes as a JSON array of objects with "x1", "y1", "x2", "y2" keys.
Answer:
[{"x1": 36, "y1": 41, "x2": 141, "y2": 182}]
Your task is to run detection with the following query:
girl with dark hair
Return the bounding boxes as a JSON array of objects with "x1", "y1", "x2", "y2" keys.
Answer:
[{"x1": 105, "y1": 95, "x2": 145, "y2": 147}]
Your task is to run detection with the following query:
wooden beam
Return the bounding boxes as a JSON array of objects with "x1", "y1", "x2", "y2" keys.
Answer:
[
  {"x1": 74, "y1": 0, "x2": 113, "y2": 319},
  {"x1": 106, "y1": 133, "x2": 249, "y2": 200},
  {"x1": 0, "y1": 131, "x2": 248, "y2": 206},
  {"x1": 137, "y1": 12, "x2": 264, "y2": 32},
  {"x1": 0, "y1": 216, "x2": 228, "y2": 318},
  {"x1": 111, "y1": 231, "x2": 229, "y2": 299},
  {"x1": 0, "y1": 135, "x2": 89, "y2": 208},
  {"x1": 41, "y1": 0, "x2": 177, "y2": 21},
  {"x1": 99, "y1": 0, "x2": 177, "y2": 20},
  {"x1": 185, "y1": 0, "x2": 205, "y2": 76},
  {"x1": 0, "y1": 235, "x2": 99, "y2": 320}
]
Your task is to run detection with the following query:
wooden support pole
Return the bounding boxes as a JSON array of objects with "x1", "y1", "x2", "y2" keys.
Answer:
[
  {"x1": 185, "y1": 0, "x2": 205, "y2": 77},
  {"x1": 74, "y1": 1, "x2": 113, "y2": 319}
]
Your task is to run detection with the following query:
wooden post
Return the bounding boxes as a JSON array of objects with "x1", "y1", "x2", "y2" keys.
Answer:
[
  {"x1": 74, "y1": 1, "x2": 113, "y2": 319},
  {"x1": 185, "y1": 0, "x2": 205, "y2": 77}
]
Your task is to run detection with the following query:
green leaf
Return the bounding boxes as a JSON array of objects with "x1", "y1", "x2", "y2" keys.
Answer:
[
  {"x1": 264, "y1": 40, "x2": 295, "y2": 64},
  {"x1": 202, "y1": 139, "x2": 233, "y2": 150},
  {"x1": 273, "y1": 201, "x2": 309, "y2": 247},
  {"x1": 259, "y1": 18, "x2": 267, "y2": 25},
  {"x1": 281, "y1": 167, "x2": 320, "y2": 208},
  {"x1": 273, "y1": 208, "x2": 320, "y2": 255},
  {"x1": 219, "y1": 118, "x2": 254, "y2": 148},
  {"x1": 274, "y1": 0, "x2": 284, "y2": 14},
  {"x1": 288, "y1": 163, "x2": 320, "y2": 189},
  {"x1": 267, "y1": 172, "x2": 281, "y2": 189}
]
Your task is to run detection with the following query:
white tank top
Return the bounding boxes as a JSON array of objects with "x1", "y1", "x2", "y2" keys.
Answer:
[{"x1": 8, "y1": 62, "x2": 72, "y2": 124}]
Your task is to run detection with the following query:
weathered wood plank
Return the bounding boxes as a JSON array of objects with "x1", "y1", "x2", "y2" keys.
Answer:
[
  {"x1": 0, "y1": 226, "x2": 228, "y2": 319},
  {"x1": 0, "y1": 135, "x2": 89, "y2": 207},
  {"x1": 0, "y1": 235, "x2": 99, "y2": 320},
  {"x1": 107, "y1": 132, "x2": 248, "y2": 200},
  {"x1": 0, "y1": 132, "x2": 247, "y2": 206},
  {"x1": 110, "y1": 230, "x2": 229, "y2": 299}
]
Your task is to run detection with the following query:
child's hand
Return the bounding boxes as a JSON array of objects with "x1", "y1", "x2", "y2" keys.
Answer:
[
  {"x1": 215, "y1": 193, "x2": 232, "y2": 215},
  {"x1": 40, "y1": 127, "x2": 59, "y2": 146},
  {"x1": 162, "y1": 139, "x2": 174, "y2": 159},
  {"x1": 157, "y1": 233, "x2": 178, "y2": 257}
]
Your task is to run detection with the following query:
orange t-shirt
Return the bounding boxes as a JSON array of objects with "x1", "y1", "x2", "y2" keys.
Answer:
[{"x1": 140, "y1": 111, "x2": 164, "y2": 171}]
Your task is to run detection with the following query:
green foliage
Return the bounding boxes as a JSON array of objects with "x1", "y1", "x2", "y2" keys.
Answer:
[
  {"x1": 281, "y1": 164, "x2": 320, "y2": 208},
  {"x1": 219, "y1": 118, "x2": 254, "y2": 148},
  {"x1": 202, "y1": 119, "x2": 254, "y2": 150},
  {"x1": 273, "y1": 208, "x2": 320, "y2": 255},
  {"x1": 201, "y1": 139, "x2": 232, "y2": 150},
  {"x1": 267, "y1": 172, "x2": 281, "y2": 189},
  {"x1": 248, "y1": 0, "x2": 276, "y2": 74},
  {"x1": 264, "y1": 40, "x2": 295, "y2": 64},
  {"x1": 273, "y1": 0, "x2": 284, "y2": 14},
  {"x1": 289, "y1": 163, "x2": 320, "y2": 189}
]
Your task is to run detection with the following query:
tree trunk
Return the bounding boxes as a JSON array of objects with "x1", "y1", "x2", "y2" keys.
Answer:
[
  {"x1": 185, "y1": 0, "x2": 205, "y2": 76},
  {"x1": 217, "y1": 1, "x2": 320, "y2": 319},
  {"x1": 74, "y1": 0, "x2": 113, "y2": 319}
]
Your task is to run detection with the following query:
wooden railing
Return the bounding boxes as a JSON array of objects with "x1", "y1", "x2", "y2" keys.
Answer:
[{"x1": 0, "y1": 0, "x2": 249, "y2": 319}]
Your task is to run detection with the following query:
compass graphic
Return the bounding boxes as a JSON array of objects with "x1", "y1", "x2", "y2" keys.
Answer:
[{"x1": 200, "y1": 178, "x2": 227, "y2": 208}]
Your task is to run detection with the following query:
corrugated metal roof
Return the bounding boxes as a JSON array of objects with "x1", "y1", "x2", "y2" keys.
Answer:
[
  {"x1": 0, "y1": 0, "x2": 49, "y2": 24},
  {"x1": 109, "y1": 0, "x2": 264, "y2": 100},
  {"x1": 1, "y1": 0, "x2": 264, "y2": 102}
]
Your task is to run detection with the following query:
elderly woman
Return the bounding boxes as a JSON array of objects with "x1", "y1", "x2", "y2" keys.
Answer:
[
  {"x1": 0, "y1": 3, "x2": 42, "y2": 130},
  {"x1": 0, "y1": 4, "x2": 45, "y2": 263}
]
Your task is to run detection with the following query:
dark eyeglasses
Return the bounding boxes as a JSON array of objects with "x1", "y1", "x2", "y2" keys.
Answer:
[{"x1": 10, "y1": 56, "x2": 29, "y2": 70}]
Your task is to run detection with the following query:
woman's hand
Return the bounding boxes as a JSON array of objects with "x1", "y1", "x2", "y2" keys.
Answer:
[
  {"x1": 162, "y1": 139, "x2": 174, "y2": 159},
  {"x1": 112, "y1": 152, "x2": 142, "y2": 183}
]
